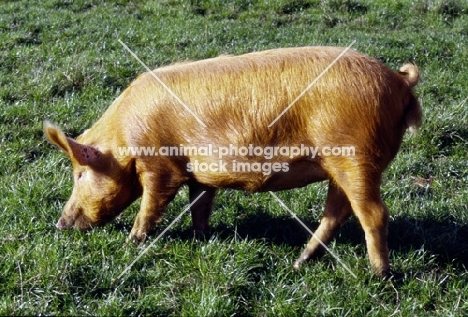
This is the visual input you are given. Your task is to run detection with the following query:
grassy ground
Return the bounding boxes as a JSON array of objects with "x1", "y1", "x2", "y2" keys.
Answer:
[{"x1": 1, "y1": 0, "x2": 468, "y2": 315}]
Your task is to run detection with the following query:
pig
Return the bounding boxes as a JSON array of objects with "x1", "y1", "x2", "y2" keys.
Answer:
[{"x1": 44, "y1": 46, "x2": 421, "y2": 276}]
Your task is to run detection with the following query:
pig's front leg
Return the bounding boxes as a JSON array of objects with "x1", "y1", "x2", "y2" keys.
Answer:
[
  {"x1": 188, "y1": 182, "x2": 217, "y2": 240},
  {"x1": 127, "y1": 171, "x2": 180, "y2": 244}
]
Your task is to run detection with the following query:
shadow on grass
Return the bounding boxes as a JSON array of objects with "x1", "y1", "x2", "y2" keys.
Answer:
[
  {"x1": 387, "y1": 216, "x2": 468, "y2": 266},
  {"x1": 63, "y1": 210, "x2": 467, "y2": 311},
  {"x1": 154, "y1": 209, "x2": 468, "y2": 269}
]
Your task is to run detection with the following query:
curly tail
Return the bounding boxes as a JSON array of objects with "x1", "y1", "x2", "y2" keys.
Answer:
[
  {"x1": 399, "y1": 63, "x2": 419, "y2": 88},
  {"x1": 399, "y1": 64, "x2": 422, "y2": 132}
]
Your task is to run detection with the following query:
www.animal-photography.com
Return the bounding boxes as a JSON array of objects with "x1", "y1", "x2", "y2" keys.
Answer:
[{"x1": 1, "y1": 0, "x2": 468, "y2": 315}]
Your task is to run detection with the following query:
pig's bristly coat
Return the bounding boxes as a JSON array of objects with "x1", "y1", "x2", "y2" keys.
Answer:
[{"x1": 45, "y1": 46, "x2": 421, "y2": 276}]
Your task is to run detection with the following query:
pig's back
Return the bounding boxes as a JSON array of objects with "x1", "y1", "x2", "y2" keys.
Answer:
[{"x1": 125, "y1": 47, "x2": 404, "y2": 147}]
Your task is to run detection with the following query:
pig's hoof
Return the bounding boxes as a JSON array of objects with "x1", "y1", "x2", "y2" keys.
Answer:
[
  {"x1": 125, "y1": 232, "x2": 146, "y2": 245},
  {"x1": 293, "y1": 260, "x2": 302, "y2": 270},
  {"x1": 381, "y1": 269, "x2": 393, "y2": 281},
  {"x1": 193, "y1": 229, "x2": 210, "y2": 241}
]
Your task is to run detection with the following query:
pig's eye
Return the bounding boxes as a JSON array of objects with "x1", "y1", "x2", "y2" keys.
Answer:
[{"x1": 76, "y1": 172, "x2": 83, "y2": 181}]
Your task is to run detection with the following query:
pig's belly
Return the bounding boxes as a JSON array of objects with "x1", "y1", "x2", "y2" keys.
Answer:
[
  {"x1": 260, "y1": 160, "x2": 329, "y2": 191},
  {"x1": 192, "y1": 159, "x2": 329, "y2": 192}
]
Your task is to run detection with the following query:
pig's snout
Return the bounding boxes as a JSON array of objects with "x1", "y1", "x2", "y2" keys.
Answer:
[
  {"x1": 55, "y1": 207, "x2": 95, "y2": 230},
  {"x1": 55, "y1": 217, "x2": 71, "y2": 230}
]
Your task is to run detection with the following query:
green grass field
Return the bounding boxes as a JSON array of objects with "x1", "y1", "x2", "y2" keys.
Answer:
[{"x1": 1, "y1": 0, "x2": 468, "y2": 315}]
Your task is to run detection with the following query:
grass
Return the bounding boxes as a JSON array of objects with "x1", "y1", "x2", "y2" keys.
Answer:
[{"x1": 1, "y1": 0, "x2": 468, "y2": 315}]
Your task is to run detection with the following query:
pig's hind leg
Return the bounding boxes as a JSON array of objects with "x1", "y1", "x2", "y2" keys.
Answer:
[
  {"x1": 347, "y1": 190, "x2": 390, "y2": 276},
  {"x1": 334, "y1": 168, "x2": 390, "y2": 276},
  {"x1": 294, "y1": 181, "x2": 352, "y2": 269},
  {"x1": 294, "y1": 165, "x2": 391, "y2": 277},
  {"x1": 189, "y1": 182, "x2": 217, "y2": 240}
]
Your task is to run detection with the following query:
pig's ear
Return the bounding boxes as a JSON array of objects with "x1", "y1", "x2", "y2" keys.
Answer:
[{"x1": 43, "y1": 121, "x2": 101, "y2": 166}]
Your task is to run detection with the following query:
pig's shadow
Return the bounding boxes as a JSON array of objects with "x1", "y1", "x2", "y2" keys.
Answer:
[{"x1": 158, "y1": 207, "x2": 468, "y2": 269}]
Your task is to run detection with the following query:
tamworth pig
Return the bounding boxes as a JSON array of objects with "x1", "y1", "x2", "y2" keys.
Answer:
[{"x1": 44, "y1": 46, "x2": 421, "y2": 276}]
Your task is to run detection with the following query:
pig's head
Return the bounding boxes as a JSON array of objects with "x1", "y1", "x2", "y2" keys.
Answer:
[{"x1": 44, "y1": 121, "x2": 140, "y2": 230}]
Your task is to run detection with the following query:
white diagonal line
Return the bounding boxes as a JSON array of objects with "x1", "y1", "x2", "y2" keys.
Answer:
[
  {"x1": 118, "y1": 39, "x2": 207, "y2": 127},
  {"x1": 113, "y1": 191, "x2": 207, "y2": 283},
  {"x1": 269, "y1": 191, "x2": 357, "y2": 278},
  {"x1": 268, "y1": 40, "x2": 356, "y2": 128},
  {"x1": 458, "y1": 95, "x2": 468, "y2": 108}
]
